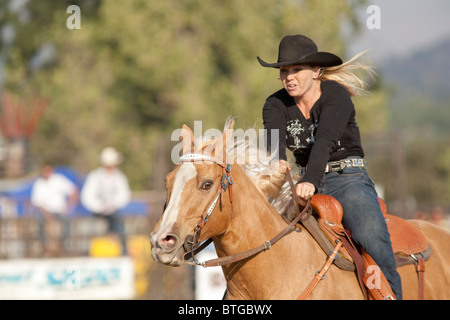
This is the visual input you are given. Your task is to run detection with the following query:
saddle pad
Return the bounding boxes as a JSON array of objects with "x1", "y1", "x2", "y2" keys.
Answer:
[{"x1": 385, "y1": 214, "x2": 428, "y2": 255}]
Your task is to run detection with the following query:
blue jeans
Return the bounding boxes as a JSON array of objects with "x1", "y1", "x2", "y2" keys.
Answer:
[
  {"x1": 317, "y1": 161, "x2": 403, "y2": 299},
  {"x1": 38, "y1": 214, "x2": 70, "y2": 246}
]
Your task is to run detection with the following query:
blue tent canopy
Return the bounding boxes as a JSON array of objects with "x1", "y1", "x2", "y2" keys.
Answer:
[{"x1": 0, "y1": 166, "x2": 150, "y2": 217}]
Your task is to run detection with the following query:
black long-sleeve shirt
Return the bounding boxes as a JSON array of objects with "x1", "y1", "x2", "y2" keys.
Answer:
[{"x1": 263, "y1": 80, "x2": 364, "y2": 190}]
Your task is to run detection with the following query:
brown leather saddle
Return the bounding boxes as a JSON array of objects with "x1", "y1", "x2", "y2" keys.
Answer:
[
  {"x1": 299, "y1": 194, "x2": 430, "y2": 300},
  {"x1": 309, "y1": 195, "x2": 430, "y2": 263},
  {"x1": 377, "y1": 198, "x2": 431, "y2": 265}
]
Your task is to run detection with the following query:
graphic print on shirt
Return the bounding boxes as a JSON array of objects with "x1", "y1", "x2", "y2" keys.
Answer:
[{"x1": 286, "y1": 119, "x2": 317, "y2": 152}]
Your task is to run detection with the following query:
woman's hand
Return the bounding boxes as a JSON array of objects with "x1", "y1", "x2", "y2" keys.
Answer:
[
  {"x1": 278, "y1": 159, "x2": 292, "y2": 171},
  {"x1": 296, "y1": 182, "x2": 315, "y2": 200}
]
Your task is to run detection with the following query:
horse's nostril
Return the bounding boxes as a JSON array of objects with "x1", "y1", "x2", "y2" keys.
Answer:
[
  {"x1": 159, "y1": 234, "x2": 179, "y2": 252},
  {"x1": 162, "y1": 235, "x2": 176, "y2": 247}
]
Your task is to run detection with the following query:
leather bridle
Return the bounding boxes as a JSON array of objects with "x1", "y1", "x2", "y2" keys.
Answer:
[
  {"x1": 178, "y1": 153, "x2": 311, "y2": 268},
  {"x1": 178, "y1": 153, "x2": 234, "y2": 266}
]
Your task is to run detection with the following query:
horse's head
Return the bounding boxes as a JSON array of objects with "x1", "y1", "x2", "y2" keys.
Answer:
[{"x1": 150, "y1": 121, "x2": 235, "y2": 266}]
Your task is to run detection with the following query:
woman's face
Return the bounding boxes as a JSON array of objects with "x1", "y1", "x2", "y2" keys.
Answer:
[{"x1": 279, "y1": 64, "x2": 320, "y2": 98}]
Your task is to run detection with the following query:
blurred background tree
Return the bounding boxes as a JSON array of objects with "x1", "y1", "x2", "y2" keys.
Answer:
[
  {"x1": 1, "y1": 0, "x2": 448, "y2": 215},
  {"x1": 0, "y1": 0, "x2": 371, "y2": 185}
]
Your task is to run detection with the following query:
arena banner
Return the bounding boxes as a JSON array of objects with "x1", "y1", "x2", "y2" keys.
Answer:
[{"x1": 0, "y1": 257, "x2": 135, "y2": 299}]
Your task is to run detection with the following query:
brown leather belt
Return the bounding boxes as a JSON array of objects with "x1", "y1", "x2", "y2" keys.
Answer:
[{"x1": 297, "y1": 157, "x2": 367, "y2": 175}]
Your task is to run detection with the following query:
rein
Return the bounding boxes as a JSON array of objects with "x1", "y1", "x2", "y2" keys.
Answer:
[
  {"x1": 179, "y1": 154, "x2": 312, "y2": 268},
  {"x1": 187, "y1": 196, "x2": 311, "y2": 267}
]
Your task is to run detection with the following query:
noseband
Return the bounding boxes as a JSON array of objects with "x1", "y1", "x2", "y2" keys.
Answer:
[{"x1": 178, "y1": 153, "x2": 234, "y2": 266}]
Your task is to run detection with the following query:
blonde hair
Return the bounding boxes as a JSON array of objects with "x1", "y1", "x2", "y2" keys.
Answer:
[{"x1": 319, "y1": 50, "x2": 374, "y2": 96}]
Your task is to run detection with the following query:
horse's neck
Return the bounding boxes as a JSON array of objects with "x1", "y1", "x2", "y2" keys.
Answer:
[
  {"x1": 217, "y1": 167, "x2": 288, "y2": 252},
  {"x1": 213, "y1": 166, "x2": 313, "y2": 299}
]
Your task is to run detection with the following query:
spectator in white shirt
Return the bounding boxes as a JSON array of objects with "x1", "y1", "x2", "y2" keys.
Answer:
[
  {"x1": 31, "y1": 165, "x2": 78, "y2": 254},
  {"x1": 81, "y1": 147, "x2": 131, "y2": 255}
]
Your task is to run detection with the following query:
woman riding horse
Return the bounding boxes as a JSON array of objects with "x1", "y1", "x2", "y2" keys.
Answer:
[{"x1": 258, "y1": 34, "x2": 402, "y2": 299}]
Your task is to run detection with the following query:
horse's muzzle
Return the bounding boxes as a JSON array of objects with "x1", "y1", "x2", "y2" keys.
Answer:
[{"x1": 150, "y1": 231, "x2": 185, "y2": 266}]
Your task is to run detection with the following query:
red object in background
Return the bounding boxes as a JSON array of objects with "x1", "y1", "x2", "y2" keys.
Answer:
[{"x1": 0, "y1": 92, "x2": 47, "y2": 140}]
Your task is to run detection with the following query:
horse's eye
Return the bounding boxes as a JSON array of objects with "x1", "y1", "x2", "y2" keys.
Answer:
[{"x1": 201, "y1": 181, "x2": 213, "y2": 190}]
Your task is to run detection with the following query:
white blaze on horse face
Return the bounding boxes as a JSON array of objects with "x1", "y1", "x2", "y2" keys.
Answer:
[{"x1": 156, "y1": 163, "x2": 197, "y2": 239}]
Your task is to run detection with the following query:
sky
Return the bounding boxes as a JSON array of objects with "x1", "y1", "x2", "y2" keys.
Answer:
[{"x1": 347, "y1": 0, "x2": 450, "y2": 64}]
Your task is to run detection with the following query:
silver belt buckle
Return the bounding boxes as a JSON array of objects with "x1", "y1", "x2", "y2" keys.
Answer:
[{"x1": 351, "y1": 158, "x2": 364, "y2": 167}]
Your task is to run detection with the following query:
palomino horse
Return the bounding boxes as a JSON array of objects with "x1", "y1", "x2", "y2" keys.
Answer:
[{"x1": 150, "y1": 120, "x2": 450, "y2": 299}]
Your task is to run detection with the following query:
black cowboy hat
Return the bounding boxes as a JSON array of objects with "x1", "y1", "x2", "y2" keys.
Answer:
[{"x1": 257, "y1": 34, "x2": 342, "y2": 68}]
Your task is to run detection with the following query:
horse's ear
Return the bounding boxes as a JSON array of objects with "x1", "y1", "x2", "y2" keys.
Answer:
[
  {"x1": 226, "y1": 119, "x2": 235, "y2": 131},
  {"x1": 212, "y1": 119, "x2": 234, "y2": 161},
  {"x1": 180, "y1": 124, "x2": 195, "y2": 155},
  {"x1": 223, "y1": 119, "x2": 234, "y2": 151}
]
